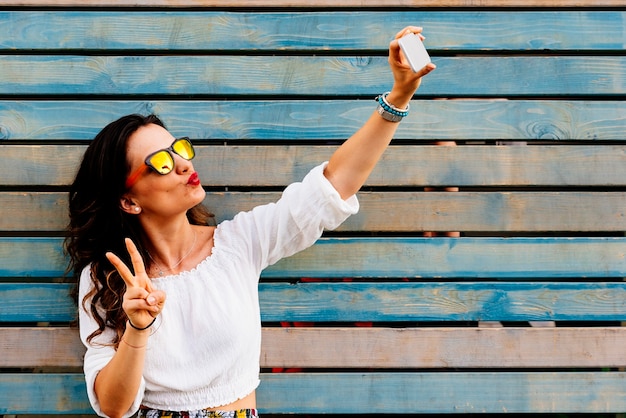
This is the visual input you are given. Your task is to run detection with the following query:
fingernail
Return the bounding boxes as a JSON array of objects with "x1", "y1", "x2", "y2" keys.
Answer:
[{"x1": 147, "y1": 296, "x2": 156, "y2": 305}]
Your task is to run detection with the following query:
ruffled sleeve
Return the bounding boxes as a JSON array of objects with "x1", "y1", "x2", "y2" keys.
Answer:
[{"x1": 216, "y1": 161, "x2": 359, "y2": 274}]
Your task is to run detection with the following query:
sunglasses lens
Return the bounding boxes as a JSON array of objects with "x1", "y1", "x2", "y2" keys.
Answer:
[
  {"x1": 148, "y1": 150, "x2": 174, "y2": 175},
  {"x1": 172, "y1": 138, "x2": 195, "y2": 160}
]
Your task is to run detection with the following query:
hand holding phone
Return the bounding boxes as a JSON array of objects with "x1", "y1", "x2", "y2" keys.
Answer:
[{"x1": 398, "y1": 33, "x2": 431, "y2": 73}]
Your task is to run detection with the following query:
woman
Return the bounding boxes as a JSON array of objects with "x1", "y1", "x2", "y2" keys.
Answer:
[{"x1": 65, "y1": 26, "x2": 435, "y2": 418}]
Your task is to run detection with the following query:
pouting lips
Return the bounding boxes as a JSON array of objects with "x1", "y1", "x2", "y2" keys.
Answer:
[{"x1": 187, "y1": 172, "x2": 201, "y2": 186}]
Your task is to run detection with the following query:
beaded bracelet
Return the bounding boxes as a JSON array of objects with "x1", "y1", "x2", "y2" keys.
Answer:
[
  {"x1": 375, "y1": 92, "x2": 410, "y2": 122},
  {"x1": 128, "y1": 317, "x2": 156, "y2": 331}
]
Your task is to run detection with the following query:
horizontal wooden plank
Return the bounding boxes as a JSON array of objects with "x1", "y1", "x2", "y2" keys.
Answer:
[
  {"x1": 264, "y1": 327, "x2": 626, "y2": 368},
  {"x1": 3, "y1": 281, "x2": 626, "y2": 323},
  {"x1": 3, "y1": 0, "x2": 626, "y2": 7},
  {"x1": 260, "y1": 282, "x2": 626, "y2": 322},
  {"x1": 3, "y1": 191, "x2": 625, "y2": 233},
  {"x1": 5, "y1": 101, "x2": 626, "y2": 143},
  {"x1": 0, "y1": 283, "x2": 76, "y2": 323},
  {"x1": 1, "y1": 237, "x2": 624, "y2": 279},
  {"x1": 2, "y1": 372, "x2": 626, "y2": 414},
  {"x1": 0, "y1": 373, "x2": 92, "y2": 414},
  {"x1": 2, "y1": 11, "x2": 625, "y2": 51},
  {"x1": 4, "y1": 326, "x2": 626, "y2": 369},
  {"x1": 265, "y1": 237, "x2": 626, "y2": 279},
  {"x1": 2, "y1": 56, "x2": 626, "y2": 96},
  {"x1": 3, "y1": 100, "x2": 626, "y2": 141},
  {"x1": 3, "y1": 145, "x2": 626, "y2": 186},
  {"x1": 0, "y1": 327, "x2": 85, "y2": 368},
  {"x1": 258, "y1": 372, "x2": 626, "y2": 414}
]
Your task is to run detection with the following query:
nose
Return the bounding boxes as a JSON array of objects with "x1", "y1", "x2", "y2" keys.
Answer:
[{"x1": 174, "y1": 153, "x2": 193, "y2": 174}]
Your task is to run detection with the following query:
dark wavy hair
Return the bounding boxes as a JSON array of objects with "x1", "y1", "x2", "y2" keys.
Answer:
[{"x1": 64, "y1": 114, "x2": 211, "y2": 347}]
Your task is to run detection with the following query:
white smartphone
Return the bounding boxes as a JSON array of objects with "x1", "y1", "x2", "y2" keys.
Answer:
[{"x1": 398, "y1": 33, "x2": 431, "y2": 72}]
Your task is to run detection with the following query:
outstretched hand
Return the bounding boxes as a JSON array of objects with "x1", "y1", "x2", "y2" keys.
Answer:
[
  {"x1": 106, "y1": 238, "x2": 166, "y2": 330},
  {"x1": 389, "y1": 26, "x2": 437, "y2": 94}
]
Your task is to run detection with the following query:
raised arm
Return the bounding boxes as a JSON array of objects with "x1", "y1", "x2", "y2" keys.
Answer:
[{"x1": 324, "y1": 26, "x2": 436, "y2": 200}]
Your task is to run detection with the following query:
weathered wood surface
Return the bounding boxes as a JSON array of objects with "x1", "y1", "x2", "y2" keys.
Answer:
[
  {"x1": 2, "y1": 101, "x2": 626, "y2": 141},
  {"x1": 3, "y1": 145, "x2": 626, "y2": 186},
  {"x1": 4, "y1": 0, "x2": 626, "y2": 7},
  {"x1": 1, "y1": 237, "x2": 625, "y2": 279},
  {"x1": 3, "y1": 281, "x2": 626, "y2": 323},
  {"x1": 1, "y1": 11, "x2": 625, "y2": 51},
  {"x1": 2, "y1": 56, "x2": 626, "y2": 96},
  {"x1": 2, "y1": 372, "x2": 626, "y2": 414},
  {"x1": 2, "y1": 191, "x2": 625, "y2": 232},
  {"x1": 258, "y1": 372, "x2": 626, "y2": 414},
  {"x1": 2, "y1": 4, "x2": 625, "y2": 416},
  {"x1": 4, "y1": 326, "x2": 626, "y2": 369}
]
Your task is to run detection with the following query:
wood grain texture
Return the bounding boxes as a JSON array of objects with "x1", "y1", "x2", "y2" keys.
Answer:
[
  {"x1": 1, "y1": 237, "x2": 625, "y2": 279},
  {"x1": 3, "y1": 372, "x2": 625, "y2": 414},
  {"x1": 257, "y1": 372, "x2": 626, "y2": 414},
  {"x1": 2, "y1": 191, "x2": 625, "y2": 232},
  {"x1": 0, "y1": 327, "x2": 84, "y2": 368},
  {"x1": 1, "y1": 11, "x2": 624, "y2": 51},
  {"x1": 2, "y1": 56, "x2": 626, "y2": 96},
  {"x1": 263, "y1": 237, "x2": 626, "y2": 279},
  {"x1": 262, "y1": 327, "x2": 626, "y2": 368},
  {"x1": 2, "y1": 100, "x2": 626, "y2": 141},
  {"x1": 2, "y1": 5, "x2": 626, "y2": 415},
  {"x1": 3, "y1": 326, "x2": 626, "y2": 369},
  {"x1": 4, "y1": 281, "x2": 626, "y2": 323},
  {"x1": 259, "y1": 281, "x2": 626, "y2": 322},
  {"x1": 3, "y1": 145, "x2": 626, "y2": 186}
]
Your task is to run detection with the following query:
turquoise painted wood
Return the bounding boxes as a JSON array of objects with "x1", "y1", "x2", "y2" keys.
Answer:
[
  {"x1": 3, "y1": 281, "x2": 626, "y2": 323},
  {"x1": 265, "y1": 237, "x2": 626, "y2": 278},
  {"x1": 1, "y1": 237, "x2": 625, "y2": 278},
  {"x1": 2, "y1": 372, "x2": 626, "y2": 414},
  {"x1": 0, "y1": 374, "x2": 91, "y2": 414},
  {"x1": 2, "y1": 56, "x2": 626, "y2": 96},
  {"x1": 1, "y1": 11, "x2": 624, "y2": 51},
  {"x1": 258, "y1": 372, "x2": 626, "y2": 414},
  {"x1": 2, "y1": 100, "x2": 626, "y2": 141},
  {"x1": 2, "y1": 5, "x2": 625, "y2": 416}
]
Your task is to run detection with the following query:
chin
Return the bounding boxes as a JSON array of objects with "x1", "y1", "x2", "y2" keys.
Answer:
[{"x1": 190, "y1": 187, "x2": 207, "y2": 205}]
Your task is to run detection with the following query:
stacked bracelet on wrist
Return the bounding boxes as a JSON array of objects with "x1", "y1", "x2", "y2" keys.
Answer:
[{"x1": 375, "y1": 92, "x2": 410, "y2": 122}]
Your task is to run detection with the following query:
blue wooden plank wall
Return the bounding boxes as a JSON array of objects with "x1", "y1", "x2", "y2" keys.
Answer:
[{"x1": 0, "y1": 2, "x2": 626, "y2": 416}]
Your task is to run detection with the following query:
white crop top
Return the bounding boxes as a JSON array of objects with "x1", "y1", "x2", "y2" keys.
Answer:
[{"x1": 78, "y1": 162, "x2": 359, "y2": 416}]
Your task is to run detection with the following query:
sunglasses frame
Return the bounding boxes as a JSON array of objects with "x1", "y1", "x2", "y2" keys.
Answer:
[{"x1": 125, "y1": 137, "x2": 195, "y2": 189}]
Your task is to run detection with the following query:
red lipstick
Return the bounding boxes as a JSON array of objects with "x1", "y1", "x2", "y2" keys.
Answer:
[{"x1": 187, "y1": 172, "x2": 201, "y2": 186}]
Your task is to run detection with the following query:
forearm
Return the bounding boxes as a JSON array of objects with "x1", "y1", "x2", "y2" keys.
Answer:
[
  {"x1": 324, "y1": 87, "x2": 417, "y2": 199},
  {"x1": 324, "y1": 107, "x2": 401, "y2": 200},
  {"x1": 94, "y1": 326, "x2": 149, "y2": 417}
]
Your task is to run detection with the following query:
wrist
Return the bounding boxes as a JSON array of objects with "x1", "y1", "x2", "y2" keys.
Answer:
[
  {"x1": 385, "y1": 90, "x2": 413, "y2": 109},
  {"x1": 127, "y1": 318, "x2": 156, "y2": 332},
  {"x1": 375, "y1": 92, "x2": 410, "y2": 123}
]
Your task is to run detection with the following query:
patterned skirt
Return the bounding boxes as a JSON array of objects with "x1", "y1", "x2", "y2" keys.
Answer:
[{"x1": 137, "y1": 408, "x2": 258, "y2": 418}]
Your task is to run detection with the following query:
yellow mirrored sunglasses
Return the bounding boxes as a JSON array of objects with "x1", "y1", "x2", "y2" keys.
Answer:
[{"x1": 125, "y1": 137, "x2": 195, "y2": 189}]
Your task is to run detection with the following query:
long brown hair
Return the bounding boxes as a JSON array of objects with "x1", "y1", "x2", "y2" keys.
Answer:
[{"x1": 64, "y1": 114, "x2": 211, "y2": 347}]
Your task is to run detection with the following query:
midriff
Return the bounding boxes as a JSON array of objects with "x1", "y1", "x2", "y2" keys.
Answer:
[{"x1": 206, "y1": 391, "x2": 256, "y2": 411}]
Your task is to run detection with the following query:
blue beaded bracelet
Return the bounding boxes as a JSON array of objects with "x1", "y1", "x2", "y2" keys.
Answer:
[{"x1": 375, "y1": 92, "x2": 409, "y2": 122}]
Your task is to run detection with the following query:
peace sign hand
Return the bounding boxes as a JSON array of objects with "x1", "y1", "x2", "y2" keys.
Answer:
[{"x1": 106, "y1": 238, "x2": 166, "y2": 330}]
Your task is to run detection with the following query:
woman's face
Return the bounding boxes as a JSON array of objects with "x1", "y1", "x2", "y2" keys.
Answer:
[{"x1": 123, "y1": 123, "x2": 206, "y2": 218}]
